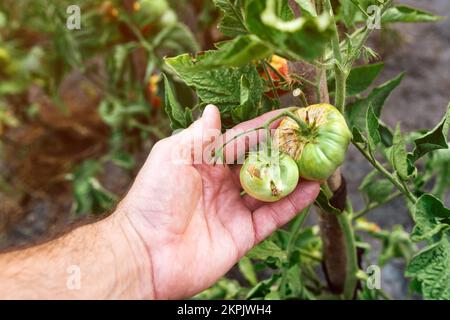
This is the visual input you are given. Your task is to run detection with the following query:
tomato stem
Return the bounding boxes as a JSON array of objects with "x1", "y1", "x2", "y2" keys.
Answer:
[
  {"x1": 264, "y1": 59, "x2": 287, "y2": 83},
  {"x1": 353, "y1": 141, "x2": 418, "y2": 204},
  {"x1": 213, "y1": 126, "x2": 264, "y2": 164},
  {"x1": 264, "y1": 125, "x2": 272, "y2": 157},
  {"x1": 337, "y1": 210, "x2": 359, "y2": 300},
  {"x1": 262, "y1": 61, "x2": 280, "y2": 101}
]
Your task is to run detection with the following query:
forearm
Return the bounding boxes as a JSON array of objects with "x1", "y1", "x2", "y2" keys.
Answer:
[{"x1": 0, "y1": 211, "x2": 154, "y2": 299}]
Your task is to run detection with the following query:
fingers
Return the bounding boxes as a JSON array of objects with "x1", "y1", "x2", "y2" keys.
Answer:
[
  {"x1": 201, "y1": 104, "x2": 222, "y2": 133},
  {"x1": 243, "y1": 195, "x2": 265, "y2": 211},
  {"x1": 187, "y1": 104, "x2": 222, "y2": 146},
  {"x1": 251, "y1": 180, "x2": 320, "y2": 244}
]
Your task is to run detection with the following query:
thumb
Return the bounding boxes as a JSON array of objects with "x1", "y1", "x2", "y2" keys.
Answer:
[
  {"x1": 200, "y1": 104, "x2": 222, "y2": 133},
  {"x1": 174, "y1": 105, "x2": 221, "y2": 164},
  {"x1": 188, "y1": 104, "x2": 222, "y2": 145}
]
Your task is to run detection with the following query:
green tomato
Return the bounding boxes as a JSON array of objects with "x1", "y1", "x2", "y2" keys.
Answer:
[
  {"x1": 240, "y1": 151, "x2": 300, "y2": 203},
  {"x1": 158, "y1": 9, "x2": 177, "y2": 27},
  {"x1": 273, "y1": 104, "x2": 352, "y2": 181},
  {"x1": 139, "y1": 0, "x2": 168, "y2": 16}
]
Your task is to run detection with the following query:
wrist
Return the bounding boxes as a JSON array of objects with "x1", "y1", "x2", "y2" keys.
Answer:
[{"x1": 102, "y1": 209, "x2": 155, "y2": 299}]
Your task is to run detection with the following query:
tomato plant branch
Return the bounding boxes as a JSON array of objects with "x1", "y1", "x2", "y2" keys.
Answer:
[
  {"x1": 345, "y1": 0, "x2": 394, "y2": 68},
  {"x1": 213, "y1": 127, "x2": 264, "y2": 164},
  {"x1": 353, "y1": 141, "x2": 417, "y2": 204},
  {"x1": 213, "y1": 109, "x2": 309, "y2": 164},
  {"x1": 324, "y1": 0, "x2": 347, "y2": 113},
  {"x1": 324, "y1": 0, "x2": 342, "y2": 64},
  {"x1": 352, "y1": 191, "x2": 402, "y2": 220},
  {"x1": 349, "y1": 0, "x2": 370, "y2": 18},
  {"x1": 337, "y1": 210, "x2": 358, "y2": 300},
  {"x1": 264, "y1": 60, "x2": 288, "y2": 83},
  {"x1": 214, "y1": 108, "x2": 312, "y2": 163},
  {"x1": 280, "y1": 208, "x2": 310, "y2": 297},
  {"x1": 299, "y1": 249, "x2": 322, "y2": 262},
  {"x1": 129, "y1": 120, "x2": 166, "y2": 140},
  {"x1": 319, "y1": 2, "x2": 358, "y2": 297},
  {"x1": 262, "y1": 61, "x2": 281, "y2": 101}
]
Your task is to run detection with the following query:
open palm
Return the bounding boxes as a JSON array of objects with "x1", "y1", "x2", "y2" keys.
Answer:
[{"x1": 120, "y1": 105, "x2": 319, "y2": 299}]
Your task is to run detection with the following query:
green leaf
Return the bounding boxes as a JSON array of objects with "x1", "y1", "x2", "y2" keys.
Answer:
[
  {"x1": 379, "y1": 225, "x2": 415, "y2": 266},
  {"x1": 54, "y1": 25, "x2": 83, "y2": 69},
  {"x1": 382, "y1": 5, "x2": 443, "y2": 24},
  {"x1": 347, "y1": 73, "x2": 404, "y2": 129},
  {"x1": 194, "y1": 278, "x2": 242, "y2": 300},
  {"x1": 411, "y1": 103, "x2": 450, "y2": 162},
  {"x1": 359, "y1": 170, "x2": 394, "y2": 205},
  {"x1": 351, "y1": 126, "x2": 366, "y2": 143},
  {"x1": 366, "y1": 105, "x2": 381, "y2": 152},
  {"x1": 165, "y1": 52, "x2": 263, "y2": 125},
  {"x1": 98, "y1": 100, "x2": 124, "y2": 127},
  {"x1": 194, "y1": 35, "x2": 272, "y2": 69},
  {"x1": 214, "y1": 0, "x2": 248, "y2": 37},
  {"x1": 411, "y1": 194, "x2": 450, "y2": 242},
  {"x1": 70, "y1": 160, "x2": 116, "y2": 216},
  {"x1": 284, "y1": 264, "x2": 302, "y2": 297},
  {"x1": 406, "y1": 233, "x2": 450, "y2": 300},
  {"x1": 238, "y1": 256, "x2": 258, "y2": 286},
  {"x1": 162, "y1": 74, "x2": 192, "y2": 130},
  {"x1": 378, "y1": 121, "x2": 394, "y2": 147},
  {"x1": 246, "y1": 274, "x2": 281, "y2": 299},
  {"x1": 346, "y1": 63, "x2": 384, "y2": 96},
  {"x1": 247, "y1": 240, "x2": 287, "y2": 262},
  {"x1": 339, "y1": 0, "x2": 357, "y2": 27},
  {"x1": 294, "y1": 0, "x2": 317, "y2": 17},
  {"x1": 315, "y1": 189, "x2": 341, "y2": 215},
  {"x1": 231, "y1": 75, "x2": 259, "y2": 123},
  {"x1": 430, "y1": 149, "x2": 450, "y2": 199},
  {"x1": 110, "y1": 152, "x2": 135, "y2": 170},
  {"x1": 156, "y1": 23, "x2": 200, "y2": 53},
  {"x1": 245, "y1": 0, "x2": 333, "y2": 62},
  {"x1": 392, "y1": 124, "x2": 410, "y2": 181}
]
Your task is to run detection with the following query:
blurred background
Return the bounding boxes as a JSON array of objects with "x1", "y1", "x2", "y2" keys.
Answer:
[{"x1": 0, "y1": 0, "x2": 449, "y2": 299}]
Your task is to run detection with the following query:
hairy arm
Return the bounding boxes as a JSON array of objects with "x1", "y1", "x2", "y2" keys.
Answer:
[
  {"x1": 0, "y1": 211, "x2": 153, "y2": 299},
  {"x1": 0, "y1": 106, "x2": 319, "y2": 300}
]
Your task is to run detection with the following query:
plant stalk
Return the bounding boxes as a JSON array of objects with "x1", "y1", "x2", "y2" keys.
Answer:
[
  {"x1": 353, "y1": 142, "x2": 417, "y2": 204},
  {"x1": 337, "y1": 211, "x2": 359, "y2": 300}
]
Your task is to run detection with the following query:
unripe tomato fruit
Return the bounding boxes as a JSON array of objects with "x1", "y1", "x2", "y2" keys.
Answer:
[
  {"x1": 135, "y1": 0, "x2": 168, "y2": 17},
  {"x1": 240, "y1": 151, "x2": 300, "y2": 202},
  {"x1": 132, "y1": 0, "x2": 165, "y2": 33},
  {"x1": 158, "y1": 9, "x2": 177, "y2": 27},
  {"x1": 273, "y1": 104, "x2": 352, "y2": 181}
]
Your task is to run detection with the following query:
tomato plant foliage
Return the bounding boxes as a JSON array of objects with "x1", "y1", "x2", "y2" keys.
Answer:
[
  {"x1": 162, "y1": 0, "x2": 449, "y2": 300},
  {"x1": 0, "y1": 0, "x2": 449, "y2": 300}
]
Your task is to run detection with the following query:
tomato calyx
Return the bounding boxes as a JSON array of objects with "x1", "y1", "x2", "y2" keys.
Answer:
[{"x1": 273, "y1": 104, "x2": 352, "y2": 181}]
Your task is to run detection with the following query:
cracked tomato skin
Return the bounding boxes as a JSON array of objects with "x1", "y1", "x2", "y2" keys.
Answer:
[
  {"x1": 273, "y1": 104, "x2": 352, "y2": 181},
  {"x1": 240, "y1": 151, "x2": 299, "y2": 203}
]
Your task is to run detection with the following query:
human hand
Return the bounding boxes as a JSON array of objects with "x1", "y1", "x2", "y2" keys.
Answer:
[{"x1": 117, "y1": 105, "x2": 320, "y2": 299}]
